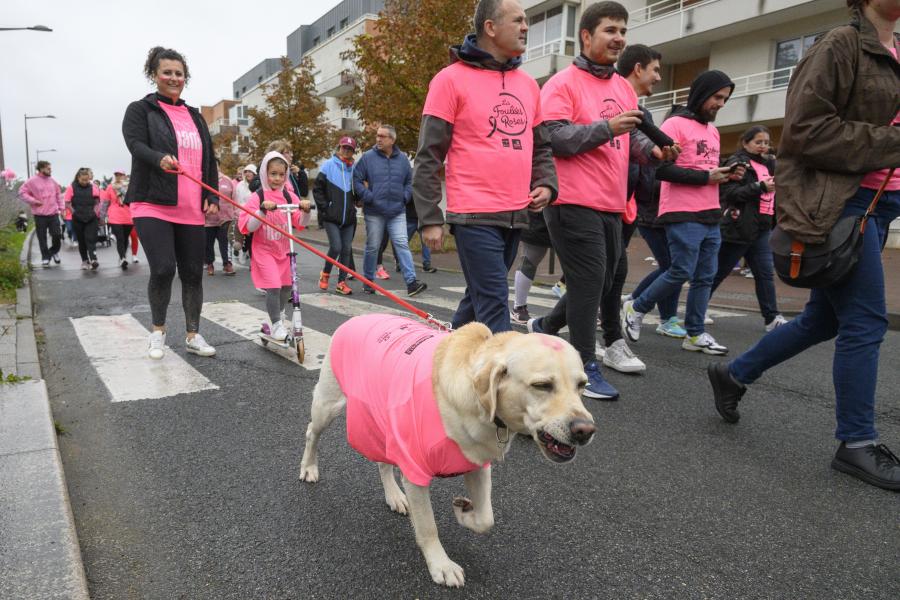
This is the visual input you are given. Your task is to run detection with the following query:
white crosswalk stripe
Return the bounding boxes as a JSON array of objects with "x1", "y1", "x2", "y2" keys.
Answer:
[
  {"x1": 201, "y1": 301, "x2": 331, "y2": 369},
  {"x1": 70, "y1": 314, "x2": 218, "y2": 402}
]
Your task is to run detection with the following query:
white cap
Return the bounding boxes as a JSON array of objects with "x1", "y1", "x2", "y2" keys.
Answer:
[{"x1": 243, "y1": 164, "x2": 257, "y2": 174}]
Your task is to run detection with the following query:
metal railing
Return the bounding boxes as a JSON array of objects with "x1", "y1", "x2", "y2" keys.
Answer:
[
  {"x1": 641, "y1": 66, "x2": 795, "y2": 112},
  {"x1": 316, "y1": 69, "x2": 357, "y2": 96},
  {"x1": 629, "y1": 0, "x2": 721, "y2": 26}
]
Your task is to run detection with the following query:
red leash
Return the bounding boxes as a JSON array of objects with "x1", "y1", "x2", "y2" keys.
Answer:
[{"x1": 165, "y1": 167, "x2": 450, "y2": 331}]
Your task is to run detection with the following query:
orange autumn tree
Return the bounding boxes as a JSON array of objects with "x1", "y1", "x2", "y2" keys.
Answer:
[
  {"x1": 247, "y1": 56, "x2": 335, "y2": 168},
  {"x1": 341, "y1": 0, "x2": 478, "y2": 152}
]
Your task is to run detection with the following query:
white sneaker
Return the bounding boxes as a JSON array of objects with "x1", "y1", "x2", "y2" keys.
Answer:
[
  {"x1": 621, "y1": 300, "x2": 645, "y2": 342},
  {"x1": 270, "y1": 322, "x2": 288, "y2": 342},
  {"x1": 765, "y1": 314, "x2": 789, "y2": 332},
  {"x1": 704, "y1": 312, "x2": 714, "y2": 325},
  {"x1": 603, "y1": 339, "x2": 646, "y2": 373},
  {"x1": 52, "y1": 253, "x2": 61, "y2": 264},
  {"x1": 148, "y1": 330, "x2": 166, "y2": 360},
  {"x1": 132, "y1": 256, "x2": 139, "y2": 264},
  {"x1": 185, "y1": 333, "x2": 216, "y2": 356},
  {"x1": 682, "y1": 332, "x2": 728, "y2": 355}
]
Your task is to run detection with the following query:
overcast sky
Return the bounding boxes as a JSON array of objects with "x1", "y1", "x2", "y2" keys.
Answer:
[{"x1": 1, "y1": 0, "x2": 343, "y2": 184}]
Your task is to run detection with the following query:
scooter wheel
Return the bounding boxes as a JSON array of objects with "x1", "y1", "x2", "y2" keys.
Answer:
[{"x1": 296, "y1": 339, "x2": 305, "y2": 363}]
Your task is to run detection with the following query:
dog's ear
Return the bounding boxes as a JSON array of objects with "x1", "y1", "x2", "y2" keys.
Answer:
[{"x1": 474, "y1": 360, "x2": 506, "y2": 423}]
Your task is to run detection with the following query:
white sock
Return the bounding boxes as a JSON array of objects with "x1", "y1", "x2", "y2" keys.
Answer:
[
  {"x1": 846, "y1": 440, "x2": 876, "y2": 449},
  {"x1": 514, "y1": 271, "x2": 532, "y2": 308}
]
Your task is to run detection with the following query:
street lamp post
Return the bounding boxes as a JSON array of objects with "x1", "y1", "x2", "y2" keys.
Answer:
[
  {"x1": 24, "y1": 115, "x2": 55, "y2": 178},
  {"x1": 0, "y1": 25, "x2": 53, "y2": 171},
  {"x1": 36, "y1": 148, "x2": 57, "y2": 165}
]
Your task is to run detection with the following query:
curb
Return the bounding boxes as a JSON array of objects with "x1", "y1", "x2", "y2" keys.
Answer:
[{"x1": 0, "y1": 229, "x2": 90, "y2": 599}]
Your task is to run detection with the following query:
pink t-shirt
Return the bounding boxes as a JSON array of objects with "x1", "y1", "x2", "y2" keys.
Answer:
[
  {"x1": 331, "y1": 314, "x2": 484, "y2": 487},
  {"x1": 105, "y1": 186, "x2": 133, "y2": 225},
  {"x1": 658, "y1": 116, "x2": 721, "y2": 216},
  {"x1": 422, "y1": 62, "x2": 542, "y2": 214},
  {"x1": 541, "y1": 66, "x2": 637, "y2": 212},
  {"x1": 237, "y1": 188, "x2": 308, "y2": 289},
  {"x1": 130, "y1": 102, "x2": 205, "y2": 225},
  {"x1": 749, "y1": 160, "x2": 775, "y2": 216},
  {"x1": 860, "y1": 47, "x2": 899, "y2": 192}
]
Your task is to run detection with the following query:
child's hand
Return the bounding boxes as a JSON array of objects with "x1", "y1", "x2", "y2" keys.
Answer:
[
  {"x1": 299, "y1": 200, "x2": 312, "y2": 212},
  {"x1": 261, "y1": 200, "x2": 278, "y2": 210}
]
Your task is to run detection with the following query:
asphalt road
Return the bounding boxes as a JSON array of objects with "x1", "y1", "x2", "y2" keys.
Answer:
[{"x1": 34, "y1": 239, "x2": 899, "y2": 600}]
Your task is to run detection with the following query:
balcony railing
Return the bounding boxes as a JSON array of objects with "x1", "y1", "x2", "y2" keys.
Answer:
[
  {"x1": 316, "y1": 69, "x2": 357, "y2": 97},
  {"x1": 629, "y1": 0, "x2": 721, "y2": 26},
  {"x1": 641, "y1": 66, "x2": 795, "y2": 112}
]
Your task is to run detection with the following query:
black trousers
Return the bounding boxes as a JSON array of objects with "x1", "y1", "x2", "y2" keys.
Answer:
[
  {"x1": 599, "y1": 221, "x2": 636, "y2": 347},
  {"x1": 205, "y1": 223, "x2": 232, "y2": 266},
  {"x1": 110, "y1": 224, "x2": 133, "y2": 260},
  {"x1": 542, "y1": 204, "x2": 622, "y2": 364},
  {"x1": 72, "y1": 217, "x2": 98, "y2": 262},
  {"x1": 34, "y1": 214, "x2": 62, "y2": 260},
  {"x1": 133, "y1": 217, "x2": 205, "y2": 332}
]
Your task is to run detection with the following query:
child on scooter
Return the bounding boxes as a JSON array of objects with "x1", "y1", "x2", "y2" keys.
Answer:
[{"x1": 238, "y1": 151, "x2": 312, "y2": 341}]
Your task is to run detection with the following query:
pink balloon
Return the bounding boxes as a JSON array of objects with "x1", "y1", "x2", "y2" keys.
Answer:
[{"x1": 2, "y1": 169, "x2": 16, "y2": 181}]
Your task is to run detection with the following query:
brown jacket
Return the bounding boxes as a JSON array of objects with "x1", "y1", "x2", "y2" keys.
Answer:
[{"x1": 776, "y1": 10, "x2": 900, "y2": 244}]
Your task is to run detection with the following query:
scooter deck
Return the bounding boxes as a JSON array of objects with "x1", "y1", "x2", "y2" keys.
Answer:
[{"x1": 258, "y1": 332, "x2": 291, "y2": 349}]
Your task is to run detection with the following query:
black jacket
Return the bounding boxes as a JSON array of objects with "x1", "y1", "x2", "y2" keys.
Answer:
[
  {"x1": 313, "y1": 154, "x2": 357, "y2": 227},
  {"x1": 628, "y1": 106, "x2": 661, "y2": 228},
  {"x1": 122, "y1": 93, "x2": 218, "y2": 207},
  {"x1": 719, "y1": 148, "x2": 776, "y2": 243}
]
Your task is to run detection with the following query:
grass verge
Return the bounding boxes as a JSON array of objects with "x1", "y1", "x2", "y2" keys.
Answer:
[{"x1": 0, "y1": 223, "x2": 29, "y2": 304}]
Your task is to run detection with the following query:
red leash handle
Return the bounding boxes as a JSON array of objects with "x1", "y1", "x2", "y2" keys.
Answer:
[{"x1": 166, "y1": 167, "x2": 450, "y2": 331}]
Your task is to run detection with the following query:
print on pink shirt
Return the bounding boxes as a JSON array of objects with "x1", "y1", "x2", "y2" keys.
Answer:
[{"x1": 488, "y1": 92, "x2": 528, "y2": 138}]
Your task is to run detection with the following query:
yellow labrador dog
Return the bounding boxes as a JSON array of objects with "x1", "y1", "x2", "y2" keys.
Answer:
[{"x1": 299, "y1": 314, "x2": 595, "y2": 588}]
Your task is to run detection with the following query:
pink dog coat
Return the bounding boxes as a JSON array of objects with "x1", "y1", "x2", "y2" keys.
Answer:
[{"x1": 330, "y1": 314, "x2": 483, "y2": 486}]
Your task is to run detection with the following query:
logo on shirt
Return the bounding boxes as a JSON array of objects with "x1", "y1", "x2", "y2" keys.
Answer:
[
  {"x1": 487, "y1": 92, "x2": 528, "y2": 138},
  {"x1": 696, "y1": 140, "x2": 713, "y2": 159},
  {"x1": 598, "y1": 98, "x2": 625, "y2": 120},
  {"x1": 176, "y1": 130, "x2": 202, "y2": 152}
]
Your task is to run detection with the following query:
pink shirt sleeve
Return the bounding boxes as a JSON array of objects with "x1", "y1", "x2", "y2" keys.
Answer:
[
  {"x1": 63, "y1": 186, "x2": 73, "y2": 204},
  {"x1": 237, "y1": 191, "x2": 260, "y2": 235},
  {"x1": 539, "y1": 77, "x2": 574, "y2": 122},
  {"x1": 422, "y1": 70, "x2": 458, "y2": 124}
]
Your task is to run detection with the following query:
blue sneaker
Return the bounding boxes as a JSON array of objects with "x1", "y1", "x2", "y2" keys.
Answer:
[
  {"x1": 583, "y1": 361, "x2": 619, "y2": 400},
  {"x1": 526, "y1": 317, "x2": 544, "y2": 334},
  {"x1": 656, "y1": 316, "x2": 687, "y2": 338}
]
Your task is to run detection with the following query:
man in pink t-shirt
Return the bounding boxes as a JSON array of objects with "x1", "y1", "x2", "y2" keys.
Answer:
[
  {"x1": 622, "y1": 70, "x2": 745, "y2": 356},
  {"x1": 527, "y1": 2, "x2": 676, "y2": 401},
  {"x1": 412, "y1": 0, "x2": 557, "y2": 334}
]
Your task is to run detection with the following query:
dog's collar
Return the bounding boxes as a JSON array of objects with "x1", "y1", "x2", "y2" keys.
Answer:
[{"x1": 493, "y1": 416, "x2": 509, "y2": 445}]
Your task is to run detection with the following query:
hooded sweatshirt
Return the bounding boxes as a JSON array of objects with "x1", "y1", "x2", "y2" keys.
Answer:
[
  {"x1": 412, "y1": 34, "x2": 557, "y2": 229},
  {"x1": 238, "y1": 151, "x2": 310, "y2": 288},
  {"x1": 19, "y1": 173, "x2": 64, "y2": 216},
  {"x1": 656, "y1": 70, "x2": 735, "y2": 224}
]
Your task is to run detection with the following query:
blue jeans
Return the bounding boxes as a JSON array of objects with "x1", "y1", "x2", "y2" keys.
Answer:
[
  {"x1": 364, "y1": 212, "x2": 416, "y2": 285},
  {"x1": 407, "y1": 219, "x2": 431, "y2": 264},
  {"x1": 712, "y1": 229, "x2": 779, "y2": 323},
  {"x1": 633, "y1": 226, "x2": 680, "y2": 321},
  {"x1": 322, "y1": 221, "x2": 354, "y2": 282},
  {"x1": 730, "y1": 188, "x2": 900, "y2": 442},
  {"x1": 451, "y1": 224, "x2": 521, "y2": 333},
  {"x1": 633, "y1": 222, "x2": 720, "y2": 336}
]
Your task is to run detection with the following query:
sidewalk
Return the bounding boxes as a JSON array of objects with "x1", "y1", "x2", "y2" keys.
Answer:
[
  {"x1": 298, "y1": 220, "x2": 900, "y2": 330},
  {"x1": 0, "y1": 231, "x2": 89, "y2": 599}
]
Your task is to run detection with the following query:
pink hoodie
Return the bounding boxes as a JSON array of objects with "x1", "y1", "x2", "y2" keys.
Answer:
[{"x1": 19, "y1": 174, "x2": 64, "y2": 216}]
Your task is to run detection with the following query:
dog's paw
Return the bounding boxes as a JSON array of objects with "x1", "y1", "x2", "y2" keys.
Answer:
[
  {"x1": 299, "y1": 464, "x2": 320, "y2": 483},
  {"x1": 453, "y1": 496, "x2": 493, "y2": 534},
  {"x1": 384, "y1": 488, "x2": 409, "y2": 515},
  {"x1": 428, "y1": 557, "x2": 465, "y2": 588}
]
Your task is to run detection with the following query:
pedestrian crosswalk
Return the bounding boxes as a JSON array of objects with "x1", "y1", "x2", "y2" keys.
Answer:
[
  {"x1": 70, "y1": 314, "x2": 218, "y2": 402},
  {"x1": 71, "y1": 286, "x2": 745, "y2": 403}
]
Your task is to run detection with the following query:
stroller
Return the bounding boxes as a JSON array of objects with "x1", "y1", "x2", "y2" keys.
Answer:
[{"x1": 96, "y1": 195, "x2": 113, "y2": 248}]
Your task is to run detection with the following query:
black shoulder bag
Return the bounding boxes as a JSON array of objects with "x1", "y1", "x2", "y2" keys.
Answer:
[{"x1": 770, "y1": 168, "x2": 894, "y2": 288}]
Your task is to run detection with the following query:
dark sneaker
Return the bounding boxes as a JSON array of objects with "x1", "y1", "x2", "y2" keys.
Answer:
[
  {"x1": 831, "y1": 443, "x2": 900, "y2": 491},
  {"x1": 51, "y1": 253, "x2": 61, "y2": 264},
  {"x1": 707, "y1": 362, "x2": 745, "y2": 423},
  {"x1": 407, "y1": 280, "x2": 427, "y2": 296},
  {"x1": 362, "y1": 286, "x2": 376, "y2": 294},
  {"x1": 510, "y1": 305, "x2": 530, "y2": 325},
  {"x1": 90, "y1": 258, "x2": 99, "y2": 270},
  {"x1": 422, "y1": 262, "x2": 438, "y2": 273},
  {"x1": 583, "y1": 361, "x2": 619, "y2": 400}
]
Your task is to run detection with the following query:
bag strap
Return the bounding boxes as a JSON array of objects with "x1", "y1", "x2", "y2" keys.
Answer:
[{"x1": 860, "y1": 168, "x2": 895, "y2": 234}]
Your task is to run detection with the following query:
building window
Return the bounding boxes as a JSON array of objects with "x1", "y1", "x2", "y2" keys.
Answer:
[
  {"x1": 234, "y1": 91, "x2": 239, "y2": 99},
  {"x1": 526, "y1": 4, "x2": 577, "y2": 61},
  {"x1": 327, "y1": 26, "x2": 335, "y2": 38},
  {"x1": 340, "y1": 17, "x2": 348, "y2": 29},
  {"x1": 774, "y1": 32, "x2": 825, "y2": 84},
  {"x1": 313, "y1": 36, "x2": 320, "y2": 46}
]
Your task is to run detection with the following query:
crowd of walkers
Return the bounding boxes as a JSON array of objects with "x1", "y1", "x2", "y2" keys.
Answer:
[{"x1": 18, "y1": 0, "x2": 897, "y2": 492}]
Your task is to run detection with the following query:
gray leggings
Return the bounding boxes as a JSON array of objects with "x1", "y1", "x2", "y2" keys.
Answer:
[{"x1": 265, "y1": 286, "x2": 292, "y2": 324}]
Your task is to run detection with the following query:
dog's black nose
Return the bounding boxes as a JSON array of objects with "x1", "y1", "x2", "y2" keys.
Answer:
[{"x1": 569, "y1": 419, "x2": 596, "y2": 445}]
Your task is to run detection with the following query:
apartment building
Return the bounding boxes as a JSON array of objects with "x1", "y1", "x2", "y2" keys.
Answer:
[{"x1": 521, "y1": 0, "x2": 899, "y2": 245}]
